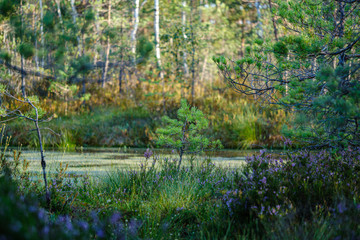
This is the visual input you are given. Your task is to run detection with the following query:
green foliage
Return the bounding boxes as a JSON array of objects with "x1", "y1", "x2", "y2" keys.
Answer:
[
  {"x1": 18, "y1": 42, "x2": 35, "y2": 59},
  {"x1": 43, "y1": 11, "x2": 55, "y2": 31},
  {"x1": 84, "y1": 9, "x2": 95, "y2": 21},
  {"x1": 216, "y1": 0, "x2": 360, "y2": 147},
  {"x1": 80, "y1": 93, "x2": 91, "y2": 102},
  {"x1": 103, "y1": 27, "x2": 117, "y2": 40},
  {"x1": 137, "y1": 36, "x2": 153, "y2": 63},
  {"x1": 0, "y1": 0, "x2": 19, "y2": 18},
  {"x1": 71, "y1": 55, "x2": 93, "y2": 75},
  {"x1": 0, "y1": 83, "x2": 6, "y2": 93},
  {"x1": 156, "y1": 99, "x2": 222, "y2": 159},
  {"x1": 273, "y1": 41, "x2": 288, "y2": 58},
  {"x1": 0, "y1": 50, "x2": 11, "y2": 62}
]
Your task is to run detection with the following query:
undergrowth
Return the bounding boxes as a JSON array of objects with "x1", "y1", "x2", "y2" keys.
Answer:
[{"x1": 1, "y1": 147, "x2": 359, "y2": 239}]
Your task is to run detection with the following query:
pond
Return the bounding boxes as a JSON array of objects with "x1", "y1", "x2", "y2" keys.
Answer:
[{"x1": 7, "y1": 147, "x2": 284, "y2": 176}]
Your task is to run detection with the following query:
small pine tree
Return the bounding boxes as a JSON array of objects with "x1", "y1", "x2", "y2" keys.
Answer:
[{"x1": 156, "y1": 99, "x2": 222, "y2": 168}]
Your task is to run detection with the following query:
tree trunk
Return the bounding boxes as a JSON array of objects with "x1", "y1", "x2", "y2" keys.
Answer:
[
  {"x1": 39, "y1": 0, "x2": 45, "y2": 68},
  {"x1": 82, "y1": 74, "x2": 87, "y2": 106},
  {"x1": 102, "y1": 0, "x2": 112, "y2": 88},
  {"x1": 130, "y1": 0, "x2": 140, "y2": 66},
  {"x1": 55, "y1": 0, "x2": 64, "y2": 30},
  {"x1": 33, "y1": 5, "x2": 39, "y2": 71},
  {"x1": 70, "y1": 0, "x2": 82, "y2": 56},
  {"x1": 337, "y1": 1, "x2": 345, "y2": 68},
  {"x1": 268, "y1": 0, "x2": 278, "y2": 41},
  {"x1": 93, "y1": 0, "x2": 100, "y2": 64},
  {"x1": 191, "y1": 42, "x2": 195, "y2": 102},
  {"x1": 178, "y1": 147, "x2": 183, "y2": 170},
  {"x1": 255, "y1": 0, "x2": 263, "y2": 38},
  {"x1": 182, "y1": 0, "x2": 189, "y2": 76},
  {"x1": 154, "y1": 0, "x2": 165, "y2": 111},
  {"x1": 20, "y1": 0, "x2": 26, "y2": 98},
  {"x1": 36, "y1": 118, "x2": 50, "y2": 206},
  {"x1": 28, "y1": 100, "x2": 50, "y2": 206},
  {"x1": 190, "y1": 17, "x2": 196, "y2": 102},
  {"x1": 21, "y1": 56, "x2": 26, "y2": 98},
  {"x1": 119, "y1": 22, "x2": 124, "y2": 94},
  {"x1": 200, "y1": 50, "x2": 208, "y2": 94}
]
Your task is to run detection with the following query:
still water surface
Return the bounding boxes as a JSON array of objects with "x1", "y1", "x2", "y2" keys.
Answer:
[{"x1": 9, "y1": 148, "x2": 282, "y2": 176}]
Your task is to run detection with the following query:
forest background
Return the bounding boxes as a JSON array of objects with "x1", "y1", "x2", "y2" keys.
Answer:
[
  {"x1": 0, "y1": 0, "x2": 286, "y2": 150},
  {"x1": 1, "y1": 1, "x2": 360, "y2": 239}
]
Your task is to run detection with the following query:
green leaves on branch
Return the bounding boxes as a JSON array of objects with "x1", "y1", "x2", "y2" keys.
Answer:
[
  {"x1": 18, "y1": 43, "x2": 34, "y2": 59},
  {"x1": 156, "y1": 99, "x2": 222, "y2": 156},
  {"x1": 0, "y1": 0, "x2": 20, "y2": 18},
  {"x1": 0, "y1": 84, "x2": 5, "y2": 94},
  {"x1": 273, "y1": 41, "x2": 288, "y2": 58},
  {"x1": 71, "y1": 55, "x2": 92, "y2": 75}
]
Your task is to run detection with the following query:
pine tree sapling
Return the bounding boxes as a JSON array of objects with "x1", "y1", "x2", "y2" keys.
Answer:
[{"x1": 156, "y1": 99, "x2": 222, "y2": 168}]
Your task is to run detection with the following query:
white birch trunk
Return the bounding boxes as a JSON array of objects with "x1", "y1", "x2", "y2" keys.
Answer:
[
  {"x1": 39, "y1": 0, "x2": 44, "y2": 68},
  {"x1": 102, "y1": 0, "x2": 111, "y2": 88},
  {"x1": 130, "y1": 0, "x2": 140, "y2": 66},
  {"x1": 33, "y1": 6, "x2": 39, "y2": 70},
  {"x1": 55, "y1": 0, "x2": 64, "y2": 29},
  {"x1": 154, "y1": 0, "x2": 165, "y2": 112},
  {"x1": 70, "y1": 0, "x2": 82, "y2": 56},
  {"x1": 93, "y1": 0, "x2": 100, "y2": 63},
  {"x1": 154, "y1": 0, "x2": 163, "y2": 79},
  {"x1": 182, "y1": 0, "x2": 189, "y2": 76},
  {"x1": 255, "y1": 0, "x2": 263, "y2": 38},
  {"x1": 20, "y1": 0, "x2": 26, "y2": 97}
]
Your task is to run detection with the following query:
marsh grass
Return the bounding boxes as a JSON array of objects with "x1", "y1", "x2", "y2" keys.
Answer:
[
  {"x1": 5, "y1": 95, "x2": 287, "y2": 150},
  {"x1": 1, "y1": 147, "x2": 359, "y2": 239}
]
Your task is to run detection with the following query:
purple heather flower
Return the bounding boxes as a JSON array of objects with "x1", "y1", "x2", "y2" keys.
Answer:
[
  {"x1": 96, "y1": 228, "x2": 105, "y2": 238},
  {"x1": 261, "y1": 205, "x2": 265, "y2": 213},
  {"x1": 37, "y1": 208, "x2": 48, "y2": 221},
  {"x1": 110, "y1": 212, "x2": 122, "y2": 225},
  {"x1": 77, "y1": 220, "x2": 89, "y2": 231},
  {"x1": 144, "y1": 148, "x2": 153, "y2": 159},
  {"x1": 128, "y1": 219, "x2": 141, "y2": 236},
  {"x1": 260, "y1": 177, "x2": 267, "y2": 185},
  {"x1": 41, "y1": 225, "x2": 50, "y2": 236},
  {"x1": 28, "y1": 205, "x2": 37, "y2": 213},
  {"x1": 337, "y1": 202, "x2": 347, "y2": 214},
  {"x1": 65, "y1": 219, "x2": 74, "y2": 232}
]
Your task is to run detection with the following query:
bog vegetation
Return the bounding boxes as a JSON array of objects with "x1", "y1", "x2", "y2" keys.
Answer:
[{"x1": 0, "y1": 0, "x2": 359, "y2": 239}]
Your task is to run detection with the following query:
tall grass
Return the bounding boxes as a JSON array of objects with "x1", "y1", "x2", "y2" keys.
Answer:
[{"x1": 5, "y1": 94, "x2": 287, "y2": 149}]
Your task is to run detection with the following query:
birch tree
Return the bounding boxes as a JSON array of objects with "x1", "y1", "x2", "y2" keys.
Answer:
[
  {"x1": 182, "y1": 0, "x2": 189, "y2": 76},
  {"x1": 38, "y1": 0, "x2": 45, "y2": 68},
  {"x1": 102, "y1": 0, "x2": 112, "y2": 88},
  {"x1": 70, "y1": 0, "x2": 81, "y2": 56},
  {"x1": 154, "y1": 0, "x2": 163, "y2": 79},
  {"x1": 130, "y1": 0, "x2": 140, "y2": 66},
  {"x1": 154, "y1": 0, "x2": 165, "y2": 111}
]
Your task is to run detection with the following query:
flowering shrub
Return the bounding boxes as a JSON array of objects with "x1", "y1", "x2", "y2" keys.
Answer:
[
  {"x1": 0, "y1": 170, "x2": 141, "y2": 239},
  {"x1": 223, "y1": 148, "x2": 360, "y2": 236}
]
